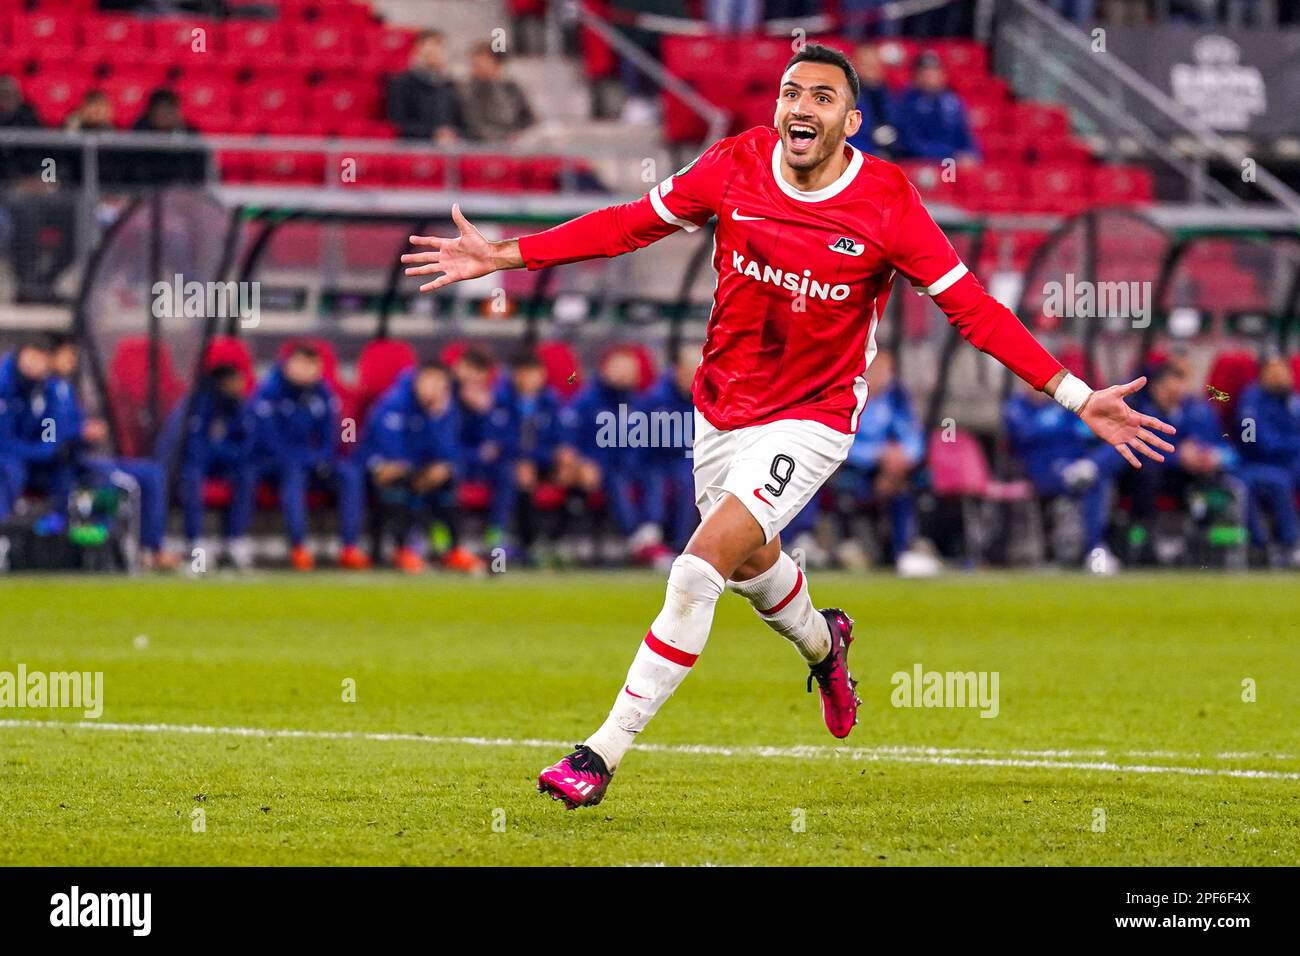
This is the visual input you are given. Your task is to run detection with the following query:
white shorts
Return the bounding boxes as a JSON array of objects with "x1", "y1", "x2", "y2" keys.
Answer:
[{"x1": 692, "y1": 409, "x2": 854, "y2": 544}]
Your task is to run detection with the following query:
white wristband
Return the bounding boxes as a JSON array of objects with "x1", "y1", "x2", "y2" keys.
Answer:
[{"x1": 1052, "y1": 372, "x2": 1093, "y2": 413}]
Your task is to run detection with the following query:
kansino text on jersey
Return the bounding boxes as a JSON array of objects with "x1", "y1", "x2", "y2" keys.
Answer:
[{"x1": 731, "y1": 251, "x2": 853, "y2": 302}]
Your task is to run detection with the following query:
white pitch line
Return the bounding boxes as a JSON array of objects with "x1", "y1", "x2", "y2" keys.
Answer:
[{"x1": 2, "y1": 718, "x2": 1298, "y2": 781}]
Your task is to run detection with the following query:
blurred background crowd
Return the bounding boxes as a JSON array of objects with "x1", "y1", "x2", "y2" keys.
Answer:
[{"x1": 1, "y1": 0, "x2": 1299, "y2": 574}]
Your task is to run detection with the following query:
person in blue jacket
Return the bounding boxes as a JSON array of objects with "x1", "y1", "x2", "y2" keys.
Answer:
[
  {"x1": 638, "y1": 346, "x2": 698, "y2": 555},
  {"x1": 47, "y1": 335, "x2": 177, "y2": 569},
  {"x1": 1004, "y1": 379, "x2": 1119, "y2": 568},
  {"x1": 1126, "y1": 359, "x2": 1241, "y2": 564},
  {"x1": 495, "y1": 349, "x2": 568, "y2": 553},
  {"x1": 452, "y1": 348, "x2": 516, "y2": 556},
  {"x1": 0, "y1": 339, "x2": 67, "y2": 521},
  {"x1": 155, "y1": 362, "x2": 251, "y2": 564},
  {"x1": 233, "y1": 343, "x2": 370, "y2": 571},
  {"x1": 560, "y1": 345, "x2": 651, "y2": 559},
  {"x1": 847, "y1": 44, "x2": 901, "y2": 159},
  {"x1": 833, "y1": 349, "x2": 928, "y2": 570},
  {"x1": 360, "y1": 361, "x2": 461, "y2": 573},
  {"x1": 1235, "y1": 353, "x2": 1300, "y2": 565},
  {"x1": 896, "y1": 51, "x2": 978, "y2": 162}
]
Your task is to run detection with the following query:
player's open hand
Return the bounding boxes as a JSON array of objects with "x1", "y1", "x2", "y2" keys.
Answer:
[
  {"x1": 1078, "y1": 376, "x2": 1176, "y2": 468},
  {"x1": 402, "y1": 204, "x2": 509, "y2": 293}
]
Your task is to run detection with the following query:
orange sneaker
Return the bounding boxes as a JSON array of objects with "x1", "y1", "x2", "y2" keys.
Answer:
[
  {"x1": 442, "y1": 546, "x2": 486, "y2": 574},
  {"x1": 393, "y1": 547, "x2": 426, "y2": 574},
  {"x1": 290, "y1": 545, "x2": 315, "y2": 571},
  {"x1": 338, "y1": 545, "x2": 371, "y2": 570}
]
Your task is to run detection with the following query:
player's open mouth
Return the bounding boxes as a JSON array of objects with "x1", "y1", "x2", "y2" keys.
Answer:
[{"x1": 786, "y1": 123, "x2": 818, "y2": 154}]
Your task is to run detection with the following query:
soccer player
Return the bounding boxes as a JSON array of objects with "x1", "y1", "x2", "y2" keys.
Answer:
[{"x1": 403, "y1": 44, "x2": 1176, "y2": 808}]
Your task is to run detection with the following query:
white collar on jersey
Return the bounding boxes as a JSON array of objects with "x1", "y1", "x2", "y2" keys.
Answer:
[{"x1": 769, "y1": 139, "x2": 864, "y2": 203}]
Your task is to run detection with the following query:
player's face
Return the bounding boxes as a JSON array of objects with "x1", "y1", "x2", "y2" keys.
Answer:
[
  {"x1": 52, "y1": 344, "x2": 79, "y2": 378},
  {"x1": 775, "y1": 61, "x2": 861, "y2": 171},
  {"x1": 513, "y1": 364, "x2": 546, "y2": 395},
  {"x1": 415, "y1": 369, "x2": 450, "y2": 411},
  {"x1": 284, "y1": 354, "x2": 322, "y2": 387},
  {"x1": 1260, "y1": 358, "x2": 1293, "y2": 394},
  {"x1": 16, "y1": 346, "x2": 49, "y2": 381},
  {"x1": 601, "y1": 352, "x2": 640, "y2": 390}
]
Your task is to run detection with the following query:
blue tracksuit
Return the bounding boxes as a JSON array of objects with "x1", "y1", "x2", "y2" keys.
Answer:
[
  {"x1": 847, "y1": 83, "x2": 901, "y2": 156},
  {"x1": 456, "y1": 388, "x2": 516, "y2": 531},
  {"x1": 1004, "y1": 393, "x2": 1115, "y2": 552},
  {"x1": 561, "y1": 379, "x2": 645, "y2": 535},
  {"x1": 234, "y1": 368, "x2": 362, "y2": 547},
  {"x1": 637, "y1": 373, "x2": 697, "y2": 549},
  {"x1": 0, "y1": 351, "x2": 68, "y2": 518},
  {"x1": 897, "y1": 88, "x2": 977, "y2": 160},
  {"x1": 1127, "y1": 393, "x2": 1239, "y2": 525},
  {"x1": 156, "y1": 383, "x2": 250, "y2": 541},
  {"x1": 47, "y1": 373, "x2": 169, "y2": 551},
  {"x1": 359, "y1": 370, "x2": 462, "y2": 545},
  {"x1": 496, "y1": 380, "x2": 564, "y2": 474},
  {"x1": 1236, "y1": 383, "x2": 1300, "y2": 548},
  {"x1": 840, "y1": 382, "x2": 925, "y2": 553}
]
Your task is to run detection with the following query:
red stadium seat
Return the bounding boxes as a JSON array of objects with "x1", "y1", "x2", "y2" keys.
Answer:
[
  {"x1": 20, "y1": 69, "x2": 94, "y2": 126},
  {"x1": 292, "y1": 21, "x2": 361, "y2": 72},
  {"x1": 151, "y1": 17, "x2": 220, "y2": 70},
  {"x1": 100, "y1": 75, "x2": 155, "y2": 128},
  {"x1": 311, "y1": 78, "x2": 381, "y2": 126},
  {"x1": 537, "y1": 340, "x2": 582, "y2": 399},
  {"x1": 175, "y1": 74, "x2": 237, "y2": 130},
  {"x1": 461, "y1": 156, "x2": 524, "y2": 192},
  {"x1": 387, "y1": 154, "x2": 446, "y2": 188},
  {"x1": 81, "y1": 15, "x2": 151, "y2": 66},
  {"x1": 954, "y1": 161, "x2": 1026, "y2": 212},
  {"x1": 359, "y1": 25, "x2": 418, "y2": 73},
  {"x1": 12, "y1": 12, "x2": 79, "y2": 50},
  {"x1": 1027, "y1": 161, "x2": 1091, "y2": 215},
  {"x1": 240, "y1": 75, "x2": 308, "y2": 122},
  {"x1": 355, "y1": 338, "x2": 417, "y2": 420},
  {"x1": 1012, "y1": 102, "x2": 1071, "y2": 141},
  {"x1": 106, "y1": 336, "x2": 187, "y2": 458},
  {"x1": 1205, "y1": 349, "x2": 1259, "y2": 427},
  {"x1": 219, "y1": 21, "x2": 288, "y2": 71},
  {"x1": 249, "y1": 150, "x2": 326, "y2": 184},
  {"x1": 1089, "y1": 164, "x2": 1155, "y2": 206}
]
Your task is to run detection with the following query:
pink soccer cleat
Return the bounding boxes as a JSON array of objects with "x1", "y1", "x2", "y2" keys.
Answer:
[
  {"x1": 537, "y1": 745, "x2": 613, "y2": 809},
  {"x1": 807, "y1": 608, "x2": 861, "y2": 739}
]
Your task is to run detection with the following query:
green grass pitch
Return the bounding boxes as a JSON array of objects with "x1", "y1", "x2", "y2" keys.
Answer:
[{"x1": 1, "y1": 571, "x2": 1297, "y2": 866}]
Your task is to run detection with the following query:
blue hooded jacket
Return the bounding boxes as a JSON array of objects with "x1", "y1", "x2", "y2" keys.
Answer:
[
  {"x1": 1236, "y1": 383, "x2": 1300, "y2": 469},
  {"x1": 359, "y1": 369, "x2": 461, "y2": 471},
  {"x1": 243, "y1": 366, "x2": 339, "y2": 467},
  {"x1": 0, "y1": 351, "x2": 64, "y2": 464}
]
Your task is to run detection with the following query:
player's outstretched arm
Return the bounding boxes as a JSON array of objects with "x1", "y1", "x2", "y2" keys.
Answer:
[
  {"x1": 1048, "y1": 371, "x2": 1176, "y2": 469},
  {"x1": 402, "y1": 203, "x2": 523, "y2": 293}
]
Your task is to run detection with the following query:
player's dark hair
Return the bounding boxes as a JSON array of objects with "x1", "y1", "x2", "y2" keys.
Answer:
[
  {"x1": 457, "y1": 347, "x2": 493, "y2": 372},
  {"x1": 784, "y1": 43, "x2": 860, "y2": 103},
  {"x1": 288, "y1": 342, "x2": 320, "y2": 361},
  {"x1": 416, "y1": 29, "x2": 444, "y2": 44},
  {"x1": 509, "y1": 348, "x2": 542, "y2": 370},
  {"x1": 417, "y1": 359, "x2": 449, "y2": 376},
  {"x1": 17, "y1": 336, "x2": 53, "y2": 355},
  {"x1": 47, "y1": 331, "x2": 76, "y2": 350}
]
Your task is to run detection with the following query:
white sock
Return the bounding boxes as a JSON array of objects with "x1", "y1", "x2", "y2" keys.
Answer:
[
  {"x1": 729, "y1": 551, "x2": 831, "y2": 664},
  {"x1": 584, "y1": 554, "x2": 724, "y2": 770}
]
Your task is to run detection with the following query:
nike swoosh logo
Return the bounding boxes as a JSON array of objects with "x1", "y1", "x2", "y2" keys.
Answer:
[
  {"x1": 731, "y1": 209, "x2": 765, "y2": 221},
  {"x1": 624, "y1": 685, "x2": 652, "y2": 700},
  {"x1": 753, "y1": 487, "x2": 774, "y2": 507}
]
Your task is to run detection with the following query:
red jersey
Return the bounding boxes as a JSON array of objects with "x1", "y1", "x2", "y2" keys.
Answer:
[{"x1": 517, "y1": 126, "x2": 1062, "y2": 434}]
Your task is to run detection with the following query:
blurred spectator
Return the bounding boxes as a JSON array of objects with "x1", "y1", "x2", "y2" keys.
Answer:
[
  {"x1": 637, "y1": 345, "x2": 697, "y2": 556},
  {"x1": 1003, "y1": 379, "x2": 1118, "y2": 570},
  {"x1": 460, "y1": 44, "x2": 536, "y2": 143},
  {"x1": 234, "y1": 344, "x2": 370, "y2": 571},
  {"x1": 0, "y1": 340, "x2": 66, "y2": 519},
  {"x1": 386, "y1": 29, "x2": 464, "y2": 144},
  {"x1": 832, "y1": 350, "x2": 932, "y2": 572},
  {"x1": 1236, "y1": 353, "x2": 1300, "y2": 566},
  {"x1": 847, "y1": 44, "x2": 901, "y2": 158},
  {"x1": 495, "y1": 349, "x2": 569, "y2": 555},
  {"x1": 707, "y1": 0, "x2": 762, "y2": 31},
  {"x1": 561, "y1": 345, "x2": 650, "y2": 557},
  {"x1": 360, "y1": 362, "x2": 461, "y2": 574},
  {"x1": 48, "y1": 335, "x2": 176, "y2": 569},
  {"x1": 611, "y1": 0, "x2": 688, "y2": 123},
  {"x1": 124, "y1": 88, "x2": 205, "y2": 185},
  {"x1": 1125, "y1": 360, "x2": 1240, "y2": 565},
  {"x1": 64, "y1": 91, "x2": 115, "y2": 132},
  {"x1": 897, "y1": 51, "x2": 977, "y2": 162},
  {"x1": 0, "y1": 76, "x2": 38, "y2": 129},
  {"x1": 156, "y1": 363, "x2": 252, "y2": 568},
  {"x1": 452, "y1": 347, "x2": 510, "y2": 569},
  {"x1": 134, "y1": 88, "x2": 191, "y2": 134}
]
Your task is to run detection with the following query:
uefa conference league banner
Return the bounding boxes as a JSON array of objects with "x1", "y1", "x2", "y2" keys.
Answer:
[{"x1": 1106, "y1": 25, "x2": 1300, "y2": 137}]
